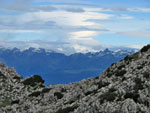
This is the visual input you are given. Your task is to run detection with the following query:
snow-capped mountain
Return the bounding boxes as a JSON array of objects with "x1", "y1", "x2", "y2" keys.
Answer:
[{"x1": 0, "y1": 47, "x2": 136, "y2": 85}]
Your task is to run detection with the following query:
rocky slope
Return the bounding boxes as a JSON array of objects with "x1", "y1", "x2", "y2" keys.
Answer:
[{"x1": 0, "y1": 45, "x2": 150, "y2": 113}]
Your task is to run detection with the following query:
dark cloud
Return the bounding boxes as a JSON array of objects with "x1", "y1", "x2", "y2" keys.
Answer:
[
  {"x1": 0, "y1": 0, "x2": 57, "y2": 12},
  {"x1": 63, "y1": 7, "x2": 85, "y2": 13},
  {"x1": 2, "y1": 0, "x2": 32, "y2": 12},
  {"x1": 43, "y1": 2, "x2": 99, "y2": 7},
  {"x1": 0, "y1": 19, "x2": 57, "y2": 31},
  {"x1": 102, "y1": 7, "x2": 128, "y2": 12},
  {"x1": 36, "y1": 5, "x2": 57, "y2": 12},
  {"x1": 76, "y1": 26, "x2": 110, "y2": 32}
]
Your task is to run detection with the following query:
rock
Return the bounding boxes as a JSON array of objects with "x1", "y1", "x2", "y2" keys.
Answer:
[{"x1": 121, "y1": 99, "x2": 137, "y2": 113}]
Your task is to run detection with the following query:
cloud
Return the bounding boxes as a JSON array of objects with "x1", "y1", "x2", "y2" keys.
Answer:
[
  {"x1": 0, "y1": 39, "x2": 100, "y2": 54},
  {"x1": 1, "y1": 0, "x2": 33, "y2": 12},
  {"x1": 97, "y1": 7, "x2": 150, "y2": 13},
  {"x1": 0, "y1": 29, "x2": 42, "y2": 33},
  {"x1": 116, "y1": 14, "x2": 134, "y2": 19},
  {"x1": 70, "y1": 31, "x2": 98, "y2": 39},
  {"x1": 0, "y1": 0, "x2": 149, "y2": 54},
  {"x1": 0, "y1": 7, "x2": 112, "y2": 33},
  {"x1": 125, "y1": 44, "x2": 144, "y2": 49},
  {"x1": 119, "y1": 31, "x2": 150, "y2": 38},
  {"x1": 0, "y1": 0, "x2": 57, "y2": 12},
  {"x1": 63, "y1": 7, "x2": 85, "y2": 13},
  {"x1": 128, "y1": 8, "x2": 150, "y2": 12}
]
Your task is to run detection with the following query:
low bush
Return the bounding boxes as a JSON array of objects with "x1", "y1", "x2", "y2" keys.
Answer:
[
  {"x1": 23, "y1": 75, "x2": 44, "y2": 86},
  {"x1": 115, "y1": 70, "x2": 126, "y2": 76},
  {"x1": 100, "y1": 92, "x2": 116, "y2": 103},
  {"x1": 0, "y1": 98, "x2": 11, "y2": 108},
  {"x1": 124, "y1": 52, "x2": 139, "y2": 61},
  {"x1": 124, "y1": 92, "x2": 139, "y2": 102},
  {"x1": 54, "y1": 92, "x2": 63, "y2": 99},
  {"x1": 55, "y1": 104, "x2": 78, "y2": 113},
  {"x1": 98, "y1": 81, "x2": 110, "y2": 89},
  {"x1": 42, "y1": 88, "x2": 51, "y2": 93},
  {"x1": 143, "y1": 72, "x2": 150, "y2": 78},
  {"x1": 141, "y1": 45, "x2": 150, "y2": 52},
  {"x1": 134, "y1": 78, "x2": 144, "y2": 90},
  {"x1": 29, "y1": 91, "x2": 41, "y2": 97},
  {"x1": 11, "y1": 99, "x2": 19, "y2": 105}
]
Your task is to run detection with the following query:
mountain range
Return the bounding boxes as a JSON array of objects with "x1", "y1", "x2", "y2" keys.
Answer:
[
  {"x1": 0, "y1": 47, "x2": 135, "y2": 85},
  {"x1": 0, "y1": 45, "x2": 150, "y2": 113}
]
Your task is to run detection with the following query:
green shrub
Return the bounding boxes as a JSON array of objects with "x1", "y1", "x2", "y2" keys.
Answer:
[
  {"x1": 115, "y1": 70, "x2": 126, "y2": 76},
  {"x1": 61, "y1": 88, "x2": 67, "y2": 92},
  {"x1": 29, "y1": 91, "x2": 41, "y2": 97},
  {"x1": 0, "y1": 98, "x2": 11, "y2": 108},
  {"x1": 11, "y1": 99, "x2": 19, "y2": 105},
  {"x1": 144, "y1": 100, "x2": 149, "y2": 107},
  {"x1": 137, "y1": 66, "x2": 143, "y2": 70},
  {"x1": 118, "y1": 65, "x2": 125, "y2": 70},
  {"x1": 0, "y1": 72, "x2": 6, "y2": 80},
  {"x1": 106, "y1": 70, "x2": 114, "y2": 77},
  {"x1": 109, "y1": 87, "x2": 116, "y2": 92},
  {"x1": 124, "y1": 52, "x2": 139, "y2": 61},
  {"x1": 23, "y1": 75, "x2": 44, "y2": 86},
  {"x1": 131, "y1": 52, "x2": 139, "y2": 60},
  {"x1": 85, "y1": 89, "x2": 97, "y2": 96},
  {"x1": 42, "y1": 88, "x2": 51, "y2": 93},
  {"x1": 143, "y1": 72, "x2": 150, "y2": 78},
  {"x1": 98, "y1": 81, "x2": 110, "y2": 89},
  {"x1": 55, "y1": 104, "x2": 78, "y2": 113},
  {"x1": 13, "y1": 76, "x2": 22, "y2": 80},
  {"x1": 124, "y1": 92, "x2": 139, "y2": 102},
  {"x1": 54, "y1": 92, "x2": 63, "y2": 99},
  {"x1": 141, "y1": 45, "x2": 150, "y2": 52},
  {"x1": 134, "y1": 78, "x2": 144, "y2": 90},
  {"x1": 0, "y1": 72, "x2": 4, "y2": 77},
  {"x1": 100, "y1": 92, "x2": 116, "y2": 103},
  {"x1": 122, "y1": 76, "x2": 126, "y2": 82}
]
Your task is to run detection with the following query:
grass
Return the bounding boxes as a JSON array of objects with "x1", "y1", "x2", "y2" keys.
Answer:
[{"x1": 0, "y1": 98, "x2": 11, "y2": 108}]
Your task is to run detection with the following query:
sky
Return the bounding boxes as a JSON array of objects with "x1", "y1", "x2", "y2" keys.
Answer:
[{"x1": 0, "y1": 0, "x2": 150, "y2": 54}]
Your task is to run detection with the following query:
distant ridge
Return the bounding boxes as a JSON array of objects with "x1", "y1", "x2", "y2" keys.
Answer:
[{"x1": 0, "y1": 47, "x2": 135, "y2": 85}]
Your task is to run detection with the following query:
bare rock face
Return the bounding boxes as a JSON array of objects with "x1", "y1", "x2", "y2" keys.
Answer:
[{"x1": 0, "y1": 45, "x2": 150, "y2": 113}]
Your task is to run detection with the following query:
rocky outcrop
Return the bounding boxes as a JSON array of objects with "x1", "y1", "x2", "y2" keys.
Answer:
[{"x1": 0, "y1": 45, "x2": 150, "y2": 113}]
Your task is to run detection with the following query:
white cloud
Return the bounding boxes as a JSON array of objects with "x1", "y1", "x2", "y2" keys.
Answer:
[
  {"x1": 98, "y1": 7, "x2": 150, "y2": 13},
  {"x1": 0, "y1": 29, "x2": 43, "y2": 33},
  {"x1": 22, "y1": 10, "x2": 112, "y2": 26},
  {"x1": 69, "y1": 31, "x2": 97, "y2": 39},
  {"x1": 120, "y1": 31, "x2": 150, "y2": 38},
  {"x1": 128, "y1": 8, "x2": 150, "y2": 12},
  {"x1": 126, "y1": 44, "x2": 144, "y2": 49},
  {"x1": 71, "y1": 44, "x2": 98, "y2": 53},
  {"x1": 0, "y1": 0, "x2": 149, "y2": 54},
  {"x1": 116, "y1": 14, "x2": 134, "y2": 19},
  {"x1": 0, "y1": 8, "x2": 111, "y2": 53}
]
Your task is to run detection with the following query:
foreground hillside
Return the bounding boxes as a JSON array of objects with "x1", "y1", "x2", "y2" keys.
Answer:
[
  {"x1": 0, "y1": 45, "x2": 150, "y2": 113},
  {"x1": 0, "y1": 47, "x2": 134, "y2": 85}
]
